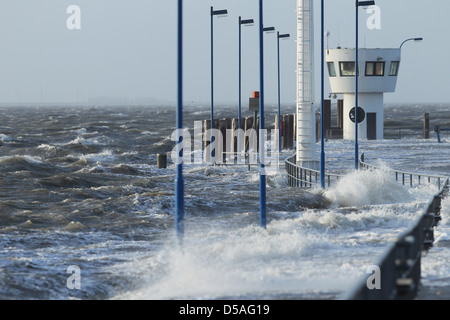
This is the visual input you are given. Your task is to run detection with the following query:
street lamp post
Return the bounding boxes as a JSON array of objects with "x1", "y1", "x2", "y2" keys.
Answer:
[
  {"x1": 320, "y1": 0, "x2": 326, "y2": 188},
  {"x1": 355, "y1": 1, "x2": 375, "y2": 170},
  {"x1": 259, "y1": 0, "x2": 266, "y2": 229},
  {"x1": 175, "y1": 0, "x2": 184, "y2": 243},
  {"x1": 400, "y1": 37, "x2": 423, "y2": 50},
  {"x1": 277, "y1": 32, "x2": 290, "y2": 153},
  {"x1": 210, "y1": 7, "x2": 228, "y2": 164},
  {"x1": 258, "y1": 0, "x2": 275, "y2": 229},
  {"x1": 238, "y1": 17, "x2": 254, "y2": 163}
]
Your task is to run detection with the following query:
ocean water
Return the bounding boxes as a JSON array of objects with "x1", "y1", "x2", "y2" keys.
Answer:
[{"x1": 0, "y1": 103, "x2": 449, "y2": 300}]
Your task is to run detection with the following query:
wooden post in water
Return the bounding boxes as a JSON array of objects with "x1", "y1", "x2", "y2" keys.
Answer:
[
  {"x1": 245, "y1": 115, "x2": 254, "y2": 154},
  {"x1": 157, "y1": 153, "x2": 167, "y2": 169},
  {"x1": 219, "y1": 118, "x2": 231, "y2": 163},
  {"x1": 204, "y1": 119, "x2": 210, "y2": 163},
  {"x1": 293, "y1": 113, "x2": 296, "y2": 147},
  {"x1": 204, "y1": 119, "x2": 219, "y2": 163},
  {"x1": 288, "y1": 114, "x2": 294, "y2": 149},
  {"x1": 281, "y1": 115, "x2": 287, "y2": 149},
  {"x1": 282, "y1": 114, "x2": 294, "y2": 149},
  {"x1": 275, "y1": 114, "x2": 281, "y2": 151},
  {"x1": 424, "y1": 113, "x2": 430, "y2": 139},
  {"x1": 315, "y1": 113, "x2": 321, "y2": 143},
  {"x1": 232, "y1": 118, "x2": 238, "y2": 155}
]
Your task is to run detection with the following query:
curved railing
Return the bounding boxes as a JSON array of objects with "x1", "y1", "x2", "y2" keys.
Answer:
[
  {"x1": 285, "y1": 155, "x2": 344, "y2": 188},
  {"x1": 285, "y1": 152, "x2": 448, "y2": 191}
]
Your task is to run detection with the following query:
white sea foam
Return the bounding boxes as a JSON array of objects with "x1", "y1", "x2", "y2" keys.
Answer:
[
  {"x1": 112, "y1": 151, "x2": 444, "y2": 300},
  {"x1": 324, "y1": 168, "x2": 412, "y2": 207},
  {"x1": 37, "y1": 144, "x2": 58, "y2": 151},
  {"x1": 80, "y1": 150, "x2": 115, "y2": 163},
  {"x1": 0, "y1": 134, "x2": 12, "y2": 142},
  {"x1": 74, "y1": 127, "x2": 87, "y2": 135},
  {"x1": 114, "y1": 225, "x2": 359, "y2": 300},
  {"x1": 0, "y1": 155, "x2": 43, "y2": 165},
  {"x1": 113, "y1": 192, "x2": 428, "y2": 300}
]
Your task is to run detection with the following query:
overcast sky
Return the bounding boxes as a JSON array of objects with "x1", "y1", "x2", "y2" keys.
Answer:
[{"x1": 0, "y1": 0, "x2": 447, "y2": 106}]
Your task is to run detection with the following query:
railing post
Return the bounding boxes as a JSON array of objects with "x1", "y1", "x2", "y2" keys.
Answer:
[
  {"x1": 309, "y1": 170, "x2": 312, "y2": 188},
  {"x1": 395, "y1": 235, "x2": 417, "y2": 299},
  {"x1": 423, "y1": 212, "x2": 436, "y2": 251},
  {"x1": 299, "y1": 168, "x2": 302, "y2": 187},
  {"x1": 304, "y1": 169, "x2": 307, "y2": 188},
  {"x1": 287, "y1": 161, "x2": 291, "y2": 186},
  {"x1": 433, "y1": 195, "x2": 442, "y2": 226},
  {"x1": 435, "y1": 125, "x2": 441, "y2": 143}
]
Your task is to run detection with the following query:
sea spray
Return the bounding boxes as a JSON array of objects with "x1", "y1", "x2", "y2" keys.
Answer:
[
  {"x1": 323, "y1": 167, "x2": 412, "y2": 207},
  {"x1": 113, "y1": 220, "x2": 351, "y2": 300}
]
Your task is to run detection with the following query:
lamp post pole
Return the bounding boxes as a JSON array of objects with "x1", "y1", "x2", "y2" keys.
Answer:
[
  {"x1": 239, "y1": 17, "x2": 243, "y2": 163},
  {"x1": 210, "y1": 7, "x2": 228, "y2": 164},
  {"x1": 320, "y1": 0, "x2": 325, "y2": 188},
  {"x1": 257, "y1": 3, "x2": 275, "y2": 229},
  {"x1": 355, "y1": 1, "x2": 359, "y2": 170},
  {"x1": 259, "y1": 0, "x2": 266, "y2": 229},
  {"x1": 320, "y1": 0, "x2": 325, "y2": 189},
  {"x1": 355, "y1": 1, "x2": 375, "y2": 170},
  {"x1": 239, "y1": 17, "x2": 254, "y2": 163},
  {"x1": 277, "y1": 32, "x2": 290, "y2": 154},
  {"x1": 175, "y1": 0, "x2": 184, "y2": 243},
  {"x1": 210, "y1": 7, "x2": 214, "y2": 164}
]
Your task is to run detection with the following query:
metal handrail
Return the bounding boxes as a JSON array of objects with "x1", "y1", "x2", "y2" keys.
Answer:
[
  {"x1": 343, "y1": 177, "x2": 449, "y2": 300},
  {"x1": 359, "y1": 154, "x2": 448, "y2": 189},
  {"x1": 285, "y1": 155, "x2": 345, "y2": 188},
  {"x1": 284, "y1": 152, "x2": 450, "y2": 299},
  {"x1": 349, "y1": 155, "x2": 450, "y2": 299}
]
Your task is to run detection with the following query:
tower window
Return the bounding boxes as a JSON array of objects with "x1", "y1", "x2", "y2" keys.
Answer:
[
  {"x1": 339, "y1": 62, "x2": 357, "y2": 77},
  {"x1": 365, "y1": 61, "x2": 385, "y2": 76},
  {"x1": 389, "y1": 61, "x2": 400, "y2": 76},
  {"x1": 327, "y1": 62, "x2": 336, "y2": 77}
]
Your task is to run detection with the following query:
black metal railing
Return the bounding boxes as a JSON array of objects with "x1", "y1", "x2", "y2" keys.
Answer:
[
  {"x1": 284, "y1": 153, "x2": 450, "y2": 299},
  {"x1": 359, "y1": 154, "x2": 447, "y2": 190},
  {"x1": 343, "y1": 180, "x2": 449, "y2": 299},
  {"x1": 285, "y1": 155, "x2": 344, "y2": 188},
  {"x1": 342, "y1": 154, "x2": 450, "y2": 299}
]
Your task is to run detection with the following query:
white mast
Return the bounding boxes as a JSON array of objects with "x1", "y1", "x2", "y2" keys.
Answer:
[{"x1": 296, "y1": 0, "x2": 317, "y2": 166}]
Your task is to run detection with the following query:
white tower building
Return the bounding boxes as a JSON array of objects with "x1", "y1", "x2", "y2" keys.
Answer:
[
  {"x1": 296, "y1": 0, "x2": 318, "y2": 168},
  {"x1": 326, "y1": 48, "x2": 401, "y2": 140}
]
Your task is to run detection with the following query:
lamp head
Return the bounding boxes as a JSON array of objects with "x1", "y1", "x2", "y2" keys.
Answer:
[{"x1": 263, "y1": 26, "x2": 276, "y2": 34}]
